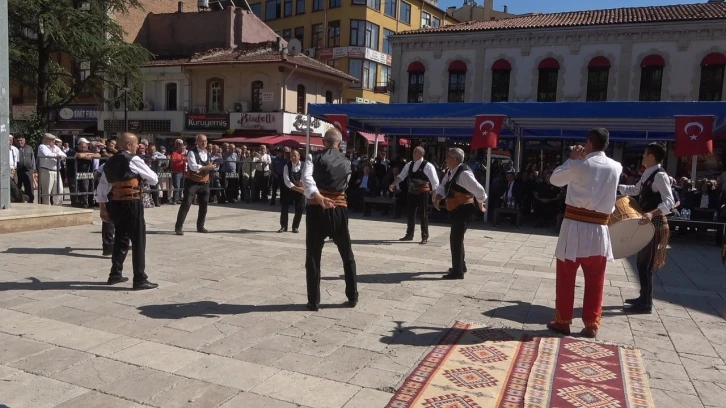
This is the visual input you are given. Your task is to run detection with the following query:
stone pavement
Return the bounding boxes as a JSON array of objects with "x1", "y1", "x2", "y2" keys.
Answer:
[{"x1": 0, "y1": 203, "x2": 724, "y2": 408}]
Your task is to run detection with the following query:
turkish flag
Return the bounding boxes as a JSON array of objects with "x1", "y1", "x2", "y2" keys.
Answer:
[
  {"x1": 471, "y1": 115, "x2": 505, "y2": 150},
  {"x1": 324, "y1": 114, "x2": 349, "y2": 141},
  {"x1": 674, "y1": 115, "x2": 714, "y2": 157}
]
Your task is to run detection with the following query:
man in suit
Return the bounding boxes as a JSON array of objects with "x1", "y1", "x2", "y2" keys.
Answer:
[{"x1": 13, "y1": 136, "x2": 36, "y2": 203}]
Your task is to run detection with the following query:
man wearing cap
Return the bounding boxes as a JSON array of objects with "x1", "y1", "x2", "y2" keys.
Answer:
[
  {"x1": 12, "y1": 136, "x2": 36, "y2": 203},
  {"x1": 38, "y1": 133, "x2": 67, "y2": 205},
  {"x1": 68, "y1": 138, "x2": 101, "y2": 208}
]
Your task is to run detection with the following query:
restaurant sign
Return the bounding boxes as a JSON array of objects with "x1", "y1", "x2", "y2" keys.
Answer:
[
  {"x1": 186, "y1": 113, "x2": 230, "y2": 130},
  {"x1": 235, "y1": 112, "x2": 278, "y2": 130},
  {"x1": 57, "y1": 105, "x2": 99, "y2": 121}
]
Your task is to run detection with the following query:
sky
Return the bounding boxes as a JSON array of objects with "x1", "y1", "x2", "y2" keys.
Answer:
[{"x1": 436, "y1": 0, "x2": 707, "y2": 15}]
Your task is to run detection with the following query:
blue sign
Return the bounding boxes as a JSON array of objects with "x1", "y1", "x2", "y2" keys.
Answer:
[{"x1": 57, "y1": 105, "x2": 99, "y2": 121}]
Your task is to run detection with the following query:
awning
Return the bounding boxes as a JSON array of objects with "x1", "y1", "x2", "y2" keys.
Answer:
[
  {"x1": 217, "y1": 134, "x2": 324, "y2": 148},
  {"x1": 358, "y1": 131, "x2": 387, "y2": 145},
  {"x1": 399, "y1": 138, "x2": 410, "y2": 146},
  {"x1": 52, "y1": 121, "x2": 97, "y2": 136}
]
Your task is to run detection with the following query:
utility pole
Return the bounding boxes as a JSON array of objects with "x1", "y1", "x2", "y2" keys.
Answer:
[{"x1": 0, "y1": 0, "x2": 11, "y2": 209}]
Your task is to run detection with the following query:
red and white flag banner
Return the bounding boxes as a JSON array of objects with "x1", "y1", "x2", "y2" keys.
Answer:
[
  {"x1": 324, "y1": 114, "x2": 349, "y2": 141},
  {"x1": 471, "y1": 115, "x2": 505, "y2": 150},
  {"x1": 674, "y1": 115, "x2": 714, "y2": 157}
]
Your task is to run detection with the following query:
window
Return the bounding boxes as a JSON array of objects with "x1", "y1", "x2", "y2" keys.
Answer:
[
  {"x1": 490, "y1": 59, "x2": 511, "y2": 102},
  {"x1": 585, "y1": 57, "x2": 611, "y2": 102},
  {"x1": 283, "y1": 0, "x2": 293, "y2": 16},
  {"x1": 399, "y1": 2, "x2": 411, "y2": 24},
  {"x1": 295, "y1": 26, "x2": 304, "y2": 43},
  {"x1": 381, "y1": 66, "x2": 391, "y2": 85},
  {"x1": 362, "y1": 60, "x2": 378, "y2": 90},
  {"x1": 265, "y1": 0, "x2": 281, "y2": 20},
  {"x1": 432, "y1": 16, "x2": 440, "y2": 27},
  {"x1": 282, "y1": 29, "x2": 292, "y2": 41},
  {"x1": 313, "y1": 0, "x2": 323, "y2": 10},
  {"x1": 165, "y1": 83, "x2": 178, "y2": 111},
  {"x1": 327, "y1": 20, "x2": 340, "y2": 47},
  {"x1": 352, "y1": 0, "x2": 365, "y2": 4},
  {"x1": 297, "y1": 84, "x2": 306, "y2": 113},
  {"x1": 384, "y1": 0, "x2": 396, "y2": 18},
  {"x1": 447, "y1": 60, "x2": 466, "y2": 103},
  {"x1": 349, "y1": 59, "x2": 362, "y2": 88},
  {"x1": 699, "y1": 53, "x2": 726, "y2": 101},
  {"x1": 250, "y1": 2, "x2": 262, "y2": 17},
  {"x1": 296, "y1": 0, "x2": 305, "y2": 14},
  {"x1": 407, "y1": 61, "x2": 424, "y2": 103},
  {"x1": 327, "y1": 59, "x2": 340, "y2": 69},
  {"x1": 350, "y1": 20, "x2": 379, "y2": 50},
  {"x1": 325, "y1": 90, "x2": 334, "y2": 103},
  {"x1": 329, "y1": 0, "x2": 341, "y2": 8},
  {"x1": 421, "y1": 12, "x2": 431, "y2": 27},
  {"x1": 367, "y1": 0, "x2": 380, "y2": 11},
  {"x1": 312, "y1": 24, "x2": 324, "y2": 48},
  {"x1": 251, "y1": 80, "x2": 263, "y2": 112},
  {"x1": 639, "y1": 54, "x2": 664, "y2": 102},
  {"x1": 207, "y1": 78, "x2": 224, "y2": 112},
  {"x1": 365, "y1": 21, "x2": 379, "y2": 50},
  {"x1": 383, "y1": 29, "x2": 394, "y2": 55},
  {"x1": 537, "y1": 58, "x2": 559, "y2": 102}
]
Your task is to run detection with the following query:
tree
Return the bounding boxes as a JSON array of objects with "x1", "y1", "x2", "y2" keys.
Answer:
[{"x1": 9, "y1": 0, "x2": 151, "y2": 130}]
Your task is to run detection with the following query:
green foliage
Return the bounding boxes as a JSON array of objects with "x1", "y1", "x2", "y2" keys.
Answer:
[
  {"x1": 9, "y1": 0, "x2": 152, "y2": 126},
  {"x1": 15, "y1": 114, "x2": 50, "y2": 149}
]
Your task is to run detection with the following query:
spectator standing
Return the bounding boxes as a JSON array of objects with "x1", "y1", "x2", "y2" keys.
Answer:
[
  {"x1": 253, "y1": 145, "x2": 271, "y2": 202},
  {"x1": 169, "y1": 139, "x2": 186, "y2": 205},
  {"x1": 222, "y1": 143, "x2": 239, "y2": 203},
  {"x1": 13, "y1": 136, "x2": 36, "y2": 203}
]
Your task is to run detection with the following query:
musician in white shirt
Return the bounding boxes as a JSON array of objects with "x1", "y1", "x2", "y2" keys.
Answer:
[
  {"x1": 547, "y1": 128, "x2": 622, "y2": 339},
  {"x1": 37, "y1": 133, "x2": 67, "y2": 205},
  {"x1": 253, "y1": 145, "x2": 272, "y2": 202},
  {"x1": 8, "y1": 135, "x2": 19, "y2": 174},
  {"x1": 279, "y1": 149, "x2": 305, "y2": 233}
]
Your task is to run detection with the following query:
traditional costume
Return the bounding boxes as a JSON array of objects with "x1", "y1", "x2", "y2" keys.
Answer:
[
  {"x1": 435, "y1": 164, "x2": 487, "y2": 279},
  {"x1": 175, "y1": 148, "x2": 211, "y2": 234},
  {"x1": 395, "y1": 158, "x2": 440, "y2": 244},
  {"x1": 280, "y1": 159, "x2": 304, "y2": 233},
  {"x1": 618, "y1": 164, "x2": 674, "y2": 313},
  {"x1": 95, "y1": 164, "x2": 115, "y2": 256},
  {"x1": 302, "y1": 149, "x2": 357, "y2": 310},
  {"x1": 95, "y1": 151, "x2": 158, "y2": 289},
  {"x1": 548, "y1": 151, "x2": 622, "y2": 337}
]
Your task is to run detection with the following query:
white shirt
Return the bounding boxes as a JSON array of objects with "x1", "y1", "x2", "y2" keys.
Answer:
[
  {"x1": 94, "y1": 155, "x2": 159, "y2": 203},
  {"x1": 505, "y1": 180, "x2": 515, "y2": 199},
  {"x1": 9, "y1": 145, "x2": 19, "y2": 171},
  {"x1": 283, "y1": 161, "x2": 302, "y2": 189},
  {"x1": 255, "y1": 153, "x2": 271, "y2": 172},
  {"x1": 435, "y1": 164, "x2": 488, "y2": 204},
  {"x1": 187, "y1": 148, "x2": 209, "y2": 173},
  {"x1": 38, "y1": 143, "x2": 67, "y2": 170},
  {"x1": 550, "y1": 151, "x2": 622, "y2": 262},
  {"x1": 302, "y1": 153, "x2": 351, "y2": 199},
  {"x1": 397, "y1": 158, "x2": 440, "y2": 191},
  {"x1": 618, "y1": 164, "x2": 674, "y2": 216}
]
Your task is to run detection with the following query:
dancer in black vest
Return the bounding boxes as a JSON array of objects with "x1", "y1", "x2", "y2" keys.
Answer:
[
  {"x1": 433, "y1": 148, "x2": 488, "y2": 280},
  {"x1": 390, "y1": 146, "x2": 440, "y2": 244},
  {"x1": 175, "y1": 134, "x2": 215, "y2": 235},
  {"x1": 302, "y1": 128, "x2": 357, "y2": 311},
  {"x1": 618, "y1": 142, "x2": 675, "y2": 314},
  {"x1": 96, "y1": 133, "x2": 158, "y2": 289},
  {"x1": 279, "y1": 149, "x2": 305, "y2": 233}
]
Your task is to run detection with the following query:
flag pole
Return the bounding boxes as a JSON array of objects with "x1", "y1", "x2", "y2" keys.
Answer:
[
  {"x1": 691, "y1": 154, "x2": 697, "y2": 181},
  {"x1": 484, "y1": 147, "x2": 491, "y2": 223}
]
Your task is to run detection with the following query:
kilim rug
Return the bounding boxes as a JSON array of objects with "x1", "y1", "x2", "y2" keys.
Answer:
[{"x1": 385, "y1": 321, "x2": 655, "y2": 408}]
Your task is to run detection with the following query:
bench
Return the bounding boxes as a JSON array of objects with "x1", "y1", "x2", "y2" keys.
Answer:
[
  {"x1": 363, "y1": 196, "x2": 397, "y2": 217},
  {"x1": 493, "y1": 207, "x2": 522, "y2": 229},
  {"x1": 668, "y1": 218, "x2": 726, "y2": 244}
]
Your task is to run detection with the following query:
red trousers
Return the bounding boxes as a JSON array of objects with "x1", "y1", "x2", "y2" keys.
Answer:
[{"x1": 555, "y1": 256, "x2": 607, "y2": 329}]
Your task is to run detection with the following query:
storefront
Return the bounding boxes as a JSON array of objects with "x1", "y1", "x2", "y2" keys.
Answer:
[{"x1": 53, "y1": 105, "x2": 100, "y2": 143}]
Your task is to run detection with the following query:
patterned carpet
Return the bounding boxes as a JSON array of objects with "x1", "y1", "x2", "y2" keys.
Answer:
[{"x1": 385, "y1": 322, "x2": 654, "y2": 408}]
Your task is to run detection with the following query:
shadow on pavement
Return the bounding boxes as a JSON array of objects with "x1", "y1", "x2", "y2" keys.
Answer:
[
  {"x1": 137, "y1": 300, "x2": 349, "y2": 319},
  {"x1": 322, "y1": 271, "x2": 444, "y2": 284},
  {"x1": 378, "y1": 321, "x2": 559, "y2": 347},
  {"x1": 481, "y1": 300, "x2": 625, "y2": 324},
  {"x1": 0, "y1": 277, "x2": 128, "y2": 292},
  {"x1": 2, "y1": 247, "x2": 107, "y2": 260}
]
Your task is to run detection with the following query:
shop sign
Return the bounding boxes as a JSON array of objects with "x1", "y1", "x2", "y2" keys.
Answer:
[
  {"x1": 348, "y1": 47, "x2": 365, "y2": 58},
  {"x1": 234, "y1": 112, "x2": 278, "y2": 130},
  {"x1": 186, "y1": 113, "x2": 229, "y2": 130},
  {"x1": 104, "y1": 120, "x2": 172, "y2": 133},
  {"x1": 365, "y1": 48, "x2": 392, "y2": 66},
  {"x1": 285, "y1": 113, "x2": 332, "y2": 136},
  {"x1": 12, "y1": 105, "x2": 36, "y2": 120},
  {"x1": 57, "y1": 105, "x2": 99, "y2": 121},
  {"x1": 261, "y1": 92, "x2": 274, "y2": 102}
]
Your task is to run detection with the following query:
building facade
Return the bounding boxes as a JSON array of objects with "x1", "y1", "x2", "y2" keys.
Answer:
[
  {"x1": 448, "y1": 0, "x2": 518, "y2": 23},
  {"x1": 256, "y1": 0, "x2": 457, "y2": 104}
]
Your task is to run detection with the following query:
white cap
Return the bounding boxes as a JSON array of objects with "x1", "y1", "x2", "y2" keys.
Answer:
[
  {"x1": 77, "y1": 138, "x2": 90, "y2": 144},
  {"x1": 43, "y1": 133, "x2": 56, "y2": 140}
]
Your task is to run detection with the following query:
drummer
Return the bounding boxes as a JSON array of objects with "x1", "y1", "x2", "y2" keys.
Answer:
[
  {"x1": 617, "y1": 142, "x2": 674, "y2": 314},
  {"x1": 547, "y1": 128, "x2": 622, "y2": 338}
]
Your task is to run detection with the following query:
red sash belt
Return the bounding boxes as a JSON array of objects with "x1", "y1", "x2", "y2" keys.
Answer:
[
  {"x1": 564, "y1": 205, "x2": 609, "y2": 225},
  {"x1": 307, "y1": 190, "x2": 347, "y2": 207}
]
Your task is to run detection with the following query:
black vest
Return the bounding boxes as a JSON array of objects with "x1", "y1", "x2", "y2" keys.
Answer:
[
  {"x1": 104, "y1": 151, "x2": 139, "y2": 184},
  {"x1": 287, "y1": 161, "x2": 303, "y2": 185},
  {"x1": 408, "y1": 160, "x2": 430, "y2": 186},
  {"x1": 445, "y1": 164, "x2": 471, "y2": 197},
  {"x1": 193, "y1": 149, "x2": 210, "y2": 167},
  {"x1": 311, "y1": 149, "x2": 351, "y2": 192},
  {"x1": 638, "y1": 167, "x2": 665, "y2": 213}
]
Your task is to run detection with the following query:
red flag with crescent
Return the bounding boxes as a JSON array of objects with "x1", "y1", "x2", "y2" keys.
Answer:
[
  {"x1": 471, "y1": 115, "x2": 505, "y2": 150},
  {"x1": 674, "y1": 115, "x2": 714, "y2": 157},
  {"x1": 324, "y1": 114, "x2": 349, "y2": 141}
]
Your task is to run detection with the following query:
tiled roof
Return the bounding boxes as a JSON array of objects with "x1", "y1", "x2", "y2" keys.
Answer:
[
  {"x1": 145, "y1": 43, "x2": 358, "y2": 82},
  {"x1": 400, "y1": 2, "x2": 726, "y2": 35}
]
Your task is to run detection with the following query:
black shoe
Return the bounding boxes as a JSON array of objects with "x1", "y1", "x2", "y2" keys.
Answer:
[
  {"x1": 624, "y1": 297, "x2": 643, "y2": 305},
  {"x1": 420, "y1": 238, "x2": 428, "y2": 245},
  {"x1": 623, "y1": 304, "x2": 652, "y2": 314},
  {"x1": 197, "y1": 227, "x2": 208, "y2": 233},
  {"x1": 448, "y1": 267, "x2": 467, "y2": 274},
  {"x1": 175, "y1": 229, "x2": 184, "y2": 236},
  {"x1": 107, "y1": 276, "x2": 129, "y2": 285},
  {"x1": 102, "y1": 249, "x2": 113, "y2": 257},
  {"x1": 306, "y1": 303, "x2": 319, "y2": 311},
  {"x1": 133, "y1": 280, "x2": 159, "y2": 290},
  {"x1": 442, "y1": 272, "x2": 464, "y2": 280},
  {"x1": 348, "y1": 293, "x2": 359, "y2": 308},
  {"x1": 399, "y1": 235, "x2": 414, "y2": 241},
  {"x1": 292, "y1": 228, "x2": 299, "y2": 233},
  {"x1": 277, "y1": 227, "x2": 287, "y2": 233}
]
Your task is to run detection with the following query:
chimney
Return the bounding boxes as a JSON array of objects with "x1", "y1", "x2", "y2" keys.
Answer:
[
  {"x1": 276, "y1": 36, "x2": 283, "y2": 51},
  {"x1": 178, "y1": 1, "x2": 183, "y2": 12},
  {"x1": 503, "y1": 5, "x2": 508, "y2": 13}
]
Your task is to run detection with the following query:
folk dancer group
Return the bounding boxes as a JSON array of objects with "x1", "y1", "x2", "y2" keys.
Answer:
[{"x1": 93, "y1": 128, "x2": 671, "y2": 337}]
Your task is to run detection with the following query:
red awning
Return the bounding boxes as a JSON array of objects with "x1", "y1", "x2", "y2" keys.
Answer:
[
  {"x1": 538, "y1": 58, "x2": 560, "y2": 69},
  {"x1": 399, "y1": 138, "x2": 410, "y2": 146},
  {"x1": 448, "y1": 60, "x2": 467, "y2": 72},
  {"x1": 217, "y1": 134, "x2": 324, "y2": 148},
  {"x1": 358, "y1": 131, "x2": 386, "y2": 145},
  {"x1": 588, "y1": 56, "x2": 611, "y2": 68},
  {"x1": 491, "y1": 59, "x2": 512, "y2": 70},
  {"x1": 407, "y1": 61, "x2": 425, "y2": 73},
  {"x1": 641, "y1": 54, "x2": 665, "y2": 67},
  {"x1": 702, "y1": 52, "x2": 726, "y2": 66}
]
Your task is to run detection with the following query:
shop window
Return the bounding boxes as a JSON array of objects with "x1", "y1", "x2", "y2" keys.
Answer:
[{"x1": 639, "y1": 54, "x2": 664, "y2": 101}]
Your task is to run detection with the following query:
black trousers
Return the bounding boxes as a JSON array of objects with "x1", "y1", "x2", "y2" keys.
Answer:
[
  {"x1": 305, "y1": 205, "x2": 357, "y2": 306},
  {"x1": 225, "y1": 175, "x2": 239, "y2": 202},
  {"x1": 102, "y1": 221, "x2": 115, "y2": 252},
  {"x1": 635, "y1": 237, "x2": 657, "y2": 308},
  {"x1": 270, "y1": 176, "x2": 282, "y2": 204},
  {"x1": 176, "y1": 180, "x2": 210, "y2": 230},
  {"x1": 449, "y1": 203, "x2": 476, "y2": 274},
  {"x1": 108, "y1": 200, "x2": 147, "y2": 283},
  {"x1": 281, "y1": 187, "x2": 304, "y2": 230},
  {"x1": 70, "y1": 178, "x2": 91, "y2": 207},
  {"x1": 16, "y1": 169, "x2": 34, "y2": 203},
  {"x1": 405, "y1": 192, "x2": 430, "y2": 238},
  {"x1": 254, "y1": 171, "x2": 270, "y2": 202}
]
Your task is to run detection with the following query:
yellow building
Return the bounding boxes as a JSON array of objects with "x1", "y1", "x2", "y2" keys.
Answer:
[{"x1": 253, "y1": 0, "x2": 458, "y2": 103}]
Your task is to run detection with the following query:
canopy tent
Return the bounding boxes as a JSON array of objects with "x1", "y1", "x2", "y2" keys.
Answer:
[{"x1": 217, "y1": 134, "x2": 325, "y2": 149}]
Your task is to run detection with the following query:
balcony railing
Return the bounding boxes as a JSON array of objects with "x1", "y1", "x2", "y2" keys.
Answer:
[{"x1": 373, "y1": 80, "x2": 395, "y2": 95}]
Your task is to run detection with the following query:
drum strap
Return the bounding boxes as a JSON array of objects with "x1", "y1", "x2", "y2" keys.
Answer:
[{"x1": 564, "y1": 205, "x2": 609, "y2": 225}]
